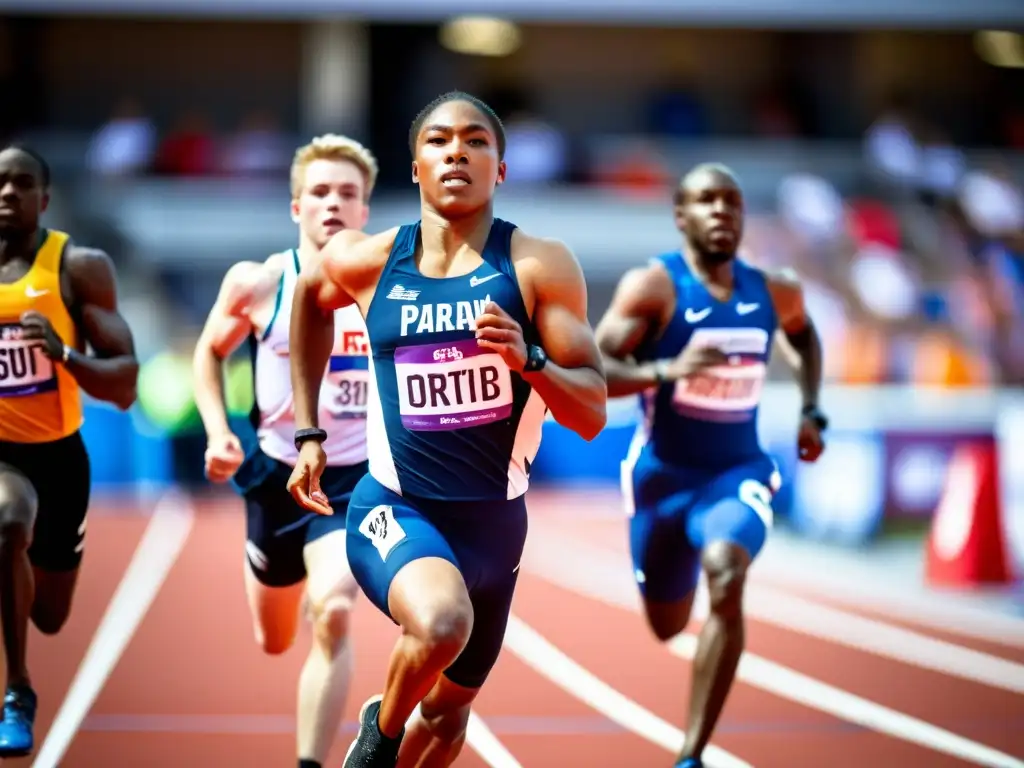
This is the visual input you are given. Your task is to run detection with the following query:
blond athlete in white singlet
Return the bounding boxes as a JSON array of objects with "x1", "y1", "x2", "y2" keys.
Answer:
[{"x1": 192, "y1": 135, "x2": 377, "y2": 768}]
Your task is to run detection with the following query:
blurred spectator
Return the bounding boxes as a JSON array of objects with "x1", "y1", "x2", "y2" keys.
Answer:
[
  {"x1": 501, "y1": 110, "x2": 568, "y2": 186},
  {"x1": 801, "y1": 279, "x2": 853, "y2": 382},
  {"x1": 846, "y1": 198, "x2": 902, "y2": 251},
  {"x1": 776, "y1": 172, "x2": 845, "y2": 250},
  {"x1": 220, "y1": 110, "x2": 290, "y2": 178},
  {"x1": 959, "y1": 168, "x2": 1024, "y2": 239},
  {"x1": 958, "y1": 169, "x2": 1024, "y2": 384},
  {"x1": 85, "y1": 98, "x2": 157, "y2": 177},
  {"x1": 841, "y1": 324, "x2": 890, "y2": 384},
  {"x1": 848, "y1": 243, "x2": 920, "y2": 322},
  {"x1": 591, "y1": 139, "x2": 672, "y2": 196},
  {"x1": 917, "y1": 126, "x2": 965, "y2": 204},
  {"x1": 864, "y1": 93, "x2": 921, "y2": 190},
  {"x1": 155, "y1": 111, "x2": 216, "y2": 177},
  {"x1": 911, "y1": 327, "x2": 992, "y2": 387}
]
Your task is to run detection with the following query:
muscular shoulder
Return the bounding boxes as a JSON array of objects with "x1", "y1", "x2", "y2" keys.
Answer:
[
  {"x1": 322, "y1": 226, "x2": 398, "y2": 293},
  {"x1": 64, "y1": 246, "x2": 118, "y2": 306},
  {"x1": 758, "y1": 266, "x2": 807, "y2": 330},
  {"x1": 65, "y1": 246, "x2": 116, "y2": 283},
  {"x1": 759, "y1": 265, "x2": 804, "y2": 302},
  {"x1": 612, "y1": 259, "x2": 675, "y2": 318},
  {"x1": 760, "y1": 265, "x2": 801, "y2": 291},
  {"x1": 510, "y1": 230, "x2": 584, "y2": 284},
  {"x1": 221, "y1": 257, "x2": 284, "y2": 316},
  {"x1": 325, "y1": 226, "x2": 399, "y2": 265},
  {"x1": 625, "y1": 259, "x2": 674, "y2": 297}
]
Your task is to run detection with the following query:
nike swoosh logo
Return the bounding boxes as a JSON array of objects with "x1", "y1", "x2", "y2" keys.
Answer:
[
  {"x1": 684, "y1": 307, "x2": 711, "y2": 323},
  {"x1": 469, "y1": 273, "x2": 501, "y2": 287},
  {"x1": 736, "y1": 302, "x2": 760, "y2": 315},
  {"x1": 25, "y1": 287, "x2": 49, "y2": 298}
]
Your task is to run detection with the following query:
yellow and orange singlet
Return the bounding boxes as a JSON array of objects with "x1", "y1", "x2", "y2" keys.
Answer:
[{"x1": 0, "y1": 229, "x2": 83, "y2": 443}]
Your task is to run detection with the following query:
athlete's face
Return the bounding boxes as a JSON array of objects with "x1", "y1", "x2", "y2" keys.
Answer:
[
  {"x1": 412, "y1": 100, "x2": 505, "y2": 218},
  {"x1": 674, "y1": 168, "x2": 744, "y2": 262},
  {"x1": 0, "y1": 149, "x2": 48, "y2": 237},
  {"x1": 291, "y1": 158, "x2": 370, "y2": 249}
]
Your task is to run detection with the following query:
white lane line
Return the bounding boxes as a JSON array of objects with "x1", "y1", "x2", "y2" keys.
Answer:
[
  {"x1": 466, "y1": 711, "x2": 523, "y2": 768},
  {"x1": 32, "y1": 490, "x2": 195, "y2": 768},
  {"x1": 668, "y1": 634, "x2": 1024, "y2": 768},
  {"x1": 521, "y1": 536, "x2": 1024, "y2": 768},
  {"x1": 755, "y1": 566, "x2": 1024, "y2": 648},
  {"x1": 740, "y1": 585, "x2": 1024, "y2": 694},
  {"x1": 530, "y1": 527, "x2": 1024, "y2": 694},
  {"x1": 503, "y1": 614, "x2": 753, "y2": 768}
]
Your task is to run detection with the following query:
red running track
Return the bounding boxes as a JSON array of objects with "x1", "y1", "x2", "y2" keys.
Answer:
[{"x1": 11, "y1": 490, "x2": 1024, "y2": 767}]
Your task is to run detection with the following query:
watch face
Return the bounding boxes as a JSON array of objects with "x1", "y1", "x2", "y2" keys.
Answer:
[{"x1": 529, "y1": 345, "x2": 545, "y2": 370}]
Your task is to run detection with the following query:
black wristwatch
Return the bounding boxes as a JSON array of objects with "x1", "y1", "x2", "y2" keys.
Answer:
[
  {"x1": 801, "y1": 404, "x2": 829, "y2": 431},
  {"x1": 523, "y1": 343, "x2": 548, "y2": 373},
  {"x1": 294, "y1": 427, "x2": 328, "y2": 451}
]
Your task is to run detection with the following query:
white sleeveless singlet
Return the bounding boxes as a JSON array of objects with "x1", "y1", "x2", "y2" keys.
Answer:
[{"x1": 252, "y1": 250, "x2": 369, "y2": 467}]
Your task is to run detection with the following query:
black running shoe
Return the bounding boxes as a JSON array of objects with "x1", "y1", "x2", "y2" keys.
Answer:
[{"x1": 342, "y1": 695, "x2": 403, "y2": 768}]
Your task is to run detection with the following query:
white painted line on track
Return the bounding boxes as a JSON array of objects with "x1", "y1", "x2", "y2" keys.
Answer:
[{"x1": 32, "y1": 490, "x2": 195, "y2": 768}]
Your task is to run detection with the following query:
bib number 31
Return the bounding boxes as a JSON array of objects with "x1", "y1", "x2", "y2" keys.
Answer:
[{"x1": 326, "y1": 371, "x2": 369, "y2": 420}]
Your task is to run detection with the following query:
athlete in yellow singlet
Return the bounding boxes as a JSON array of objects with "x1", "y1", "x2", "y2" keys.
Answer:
[{"x1": 0, "y1": 145, "x2": 139, "y2": 757}]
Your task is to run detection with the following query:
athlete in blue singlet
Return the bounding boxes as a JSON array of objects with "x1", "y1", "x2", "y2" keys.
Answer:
[
  {"x1": 595, "y1": 163, "x2": 828, "y2": 768},
  {"x1": 287, "y1": 91, "x2": 606, "y2": 768}
]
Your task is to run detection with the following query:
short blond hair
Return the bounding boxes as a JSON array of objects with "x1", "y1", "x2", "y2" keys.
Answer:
[{"x1": 290, "y1": 134, "x2": 379, "y2": 202}]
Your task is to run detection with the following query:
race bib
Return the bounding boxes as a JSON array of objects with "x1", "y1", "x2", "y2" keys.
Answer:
[
  {"x1": 358, "y1": 504, "x2": 407, "y2": 561},
  {"x1": 0, "y1": 323, "x2": 56, "y2": 397},
  {"x1": 324, "y1": 326, "x2": 370, "y2": 421},
  {"x1": 325, "y1": 354, "x2": 369, "y2": 420},
  {"x1": 671, "y1": 327, "x2": 768, "y2": 421},
  {"x1": 672, "y1": 361, "x2": 765, "y2": 418},
  {"x1": 394, "y1": 338, "x2": 513, "y2": 431}
]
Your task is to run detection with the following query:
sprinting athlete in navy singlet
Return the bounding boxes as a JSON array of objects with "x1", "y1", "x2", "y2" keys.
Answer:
[
  {"x1": 287, "y1": 92, "x2": 606, "y2": 768},
  {"x1": 362, "y1": 218, "x2": 547, "y2": 503},
  {"x1": 193, "y1": 134, "x2": 380, "y2": 768},
  {"x1": 595, "y1": 163, "x2": 828, "y2": 768}
]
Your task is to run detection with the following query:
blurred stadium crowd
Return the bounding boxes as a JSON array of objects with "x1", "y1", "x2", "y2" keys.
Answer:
[{"x1": 3, "y1": 19, "x2": 1022, "y2": 424}]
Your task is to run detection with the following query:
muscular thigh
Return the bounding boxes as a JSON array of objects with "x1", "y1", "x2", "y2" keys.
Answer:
[
  {"x1": 626, "y1": 449, "x2": 702, "y2": 604},
  {"x1": 0, "y1": 432, "x2": 91, "y2": 572},
  {"x1": 686, "y1": 456, "x2": 780, "y2": 561},
  {"x1": 347, "y1": 475, "x2": 528, "y2": 691},
  {"x1": 303, "y1": 529, "x2": 357, "y2": 610},
  {"x1": 430, "y1": 494, "x2": 527, "y2": 691},
  {"x1": 345, "y1": 474, "x2": 462, "y2": 622},
  {"x1": 0, "y1": 462, "x2": 37, "y2": 530}
]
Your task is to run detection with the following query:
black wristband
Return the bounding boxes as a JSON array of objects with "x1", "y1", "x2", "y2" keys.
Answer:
[
  {"x1": 294, "y1": 427, "x2": 328, "y2": 452},
  {"x1": 801, "y1": 404, "x2": 828, "y2": 431},
  {"x1": 523, "y1": 343, "x2": 548, "y2": 373}
]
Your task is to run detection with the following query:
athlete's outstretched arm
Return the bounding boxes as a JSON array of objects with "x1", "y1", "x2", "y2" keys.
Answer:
[
  {"x1": 594, "y1": 264, "x2": 675, "y2": 397},
  {"x1": 288, "y1": 229, "x2": 390, "y2": 513},
  {"x1": 22, "y1": 247, "x2": 138, "y2": 410},
  {"x1": 767, "y1": 269, "x2": 826, "y2": 462},
  {"x1": 767, "y1": 269, "x2": 822, "y2": 410},
  {"x1": 289, "y1": 230, "x2": 367, "y2": 432},
  {"x1": 193, "y1": 261, "x2": 278, "y2": 440},
  {"x1": 491, "y1": 238, "x2": 607, "y2": 441}
]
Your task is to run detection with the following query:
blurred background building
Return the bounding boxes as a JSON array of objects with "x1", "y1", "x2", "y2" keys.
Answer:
[{"x1": 1, "y1": 0, "x2": 1022, "y2": 571}]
